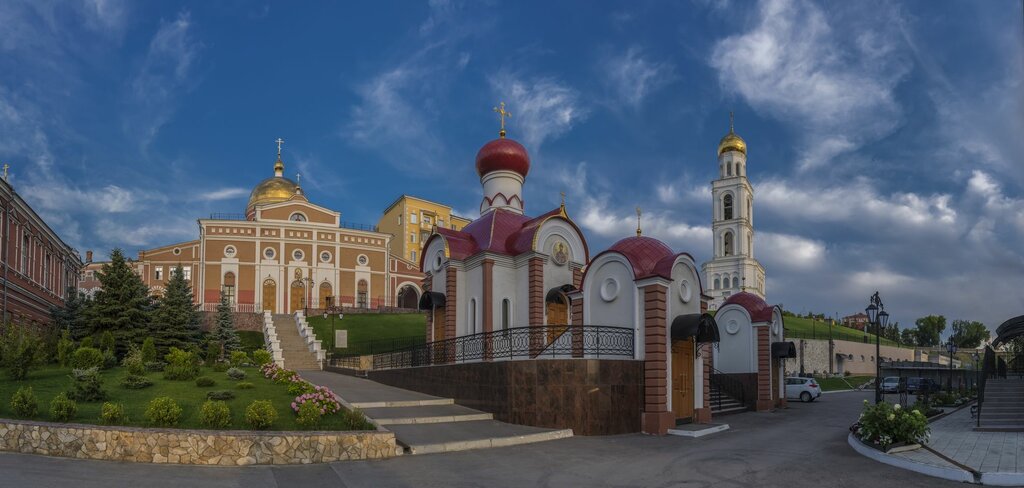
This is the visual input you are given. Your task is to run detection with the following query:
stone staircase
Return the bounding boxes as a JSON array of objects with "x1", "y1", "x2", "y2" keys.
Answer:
[
  {"x1": 978, "y1": 378, "x2": 1024, "y2": 431},
  {"x1": 273, "y1": 314, "x2": 322, "y2": 371},
  {"x1": 709, "y1": 385, "x2": 748, "y2": 416}
]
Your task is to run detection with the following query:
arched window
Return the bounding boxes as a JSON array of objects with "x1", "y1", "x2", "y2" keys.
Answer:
[
  {"x1": 289, "y1": 212, "x2": 307, "y2": 222},
  {"x1": 747, "y1": 198, "x2": 752, "y2": 220},
  {"x1": 723, "y1": 194, "x2": 733, "y2": 220},
  {"x1": 469, "y1": 299, "x2": 477, "y2": 334},
  {"x1": 732, "y1": 276, "x2": 739, "y2": 289},
  {"x1": 747, "y1": 234, "x2": 752, "y2": 256},
  {"x1": 727, "y1": 162, "x2": 733, "y2": 176},
  {"x1": 501, "y1": 299, "x2": 511, "y2": 330},
  {"x1": 723, "y1": 232, "x2": 733, "y2": 256},
  {"x1": 357, "y1": 280, "x2": 368, "y2": 309},
  {"x1": 713, "y1": 278, "x2": 720, "y2": 289},
  {"x1": 222, "y1": 272, "x2": 236, "y2": 305}
]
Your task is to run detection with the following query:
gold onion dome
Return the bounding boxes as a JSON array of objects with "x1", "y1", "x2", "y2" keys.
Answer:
[
  {"x1": 717, "y1": 112, "x2": 746, "y2": 156},
  {"x1": 247, "y1": 156, "x2": 300, "y2": 210}
]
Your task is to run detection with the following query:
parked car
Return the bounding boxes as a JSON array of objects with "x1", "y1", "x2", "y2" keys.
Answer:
[
  {"x1": 907, "y1": 377, "x2": 940, "y2": 394},
  {"x1": 785, "y1": 377, "x2": 822, "y2": 402},
  {"x1": 881, "y1": 376, "x2": 902, "y2": 393}
]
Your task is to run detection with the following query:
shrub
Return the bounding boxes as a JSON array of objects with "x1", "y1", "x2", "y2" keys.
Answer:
[
  {"x1": 141, "y1": 337, "x2": 157, "y2": 363},
  {"x1": 212, "y1": 362, "x2": 230, "y2": 372},
  {"x1": 80, "y1": 337, "x2": 94, "y2": 349},
  {"x1": 287, "y1": 381, "x2": 315, "y2": 397},
  {"x1": 1, "y1": 322, "x2": 45, "y2": 380},
  {"x1": 252, "y1": 349, "x2": 272, "y2": 367},
  {"x1": 206, "y1": 390, "x2": 235, "y2": 401},
  {"x1": 100, "y1": 402, "x2": 126, "y2": 425},
  {"x1": 120, "y1": 374, "x2": 154, "y2": 390},
  {"x1": 49, "y1": 392, "x2": 77, "y2": 422},
  {"x1": 99, "y1": 330, "x2": 115, "y2": 354},
  {"x1": 102, "y1": 349, "x2": 118, "y2": 369},
  {"x1": 226, "y1": 367, "x2": 246, "y2": 381},
  {"x1": 245, "y1": 400, "x2": 277, "y2": 430},
  {"x1": 195, "y1": 376, "x2": 215, "y2": 387},
  {"x1": 145, "y1": 361, "x2": 166, "y2": 372},
  {"x1": 236, "y1": 382, "x2": 254, "y2": 390},
  {"x1": 68, "y1": 367, "x2": 106, "y2": 402},
  {"x1": 199, "y1": 400, "x2": 232, "y2": 429},
  {"x1": 10, "y1": 386, "x2": 38, "y2": 418},
  {"x1": 295, "y1": 401, "x2": 322, "y2": 430},
  {"x1": 57, "y1": 333, "x2": 75, "y2": 367},
  {"x1": 145, "y1": 397, "x2": 182, "y2": 427},
  {"x1": 855, "y1": 400, "x2": 930, "y2": 450},
  {"x1": 344, "y1": 408, "x2": 373, "y2": 430},
  {"x1": 163, "y1": 347, "x2": 200, "y2": 380},
  {"x1": 229, "y1": 351, "x2": 249, "y2": 368},
  {"x1": 205, "y1": 342, "x2": 221, "y2": 366},
  {"x1": 122, "y1": 346, "x2": 146, "y2": 376},
  {"x1": 291, "y1": 385, "x2": 341, "y2": 417},
  {"x1": 71, "y1": 347, "x2": 105, "y2": 370}
]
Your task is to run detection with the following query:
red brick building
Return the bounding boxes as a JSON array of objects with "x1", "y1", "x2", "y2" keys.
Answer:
[
  {"x1": 842, "y1": 313, "x2": 869, "y2": 331},
  {"x1": 0, "y1": 177, "x2": 83, "y2": 324}
]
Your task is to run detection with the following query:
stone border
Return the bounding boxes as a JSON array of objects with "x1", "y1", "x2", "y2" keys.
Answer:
[
  {"x1": 0, "y1": 418, "x2": 398, "y2": 465},
  {"x1": 847, "y1": 433, "x2": 975, "y2": 484}
]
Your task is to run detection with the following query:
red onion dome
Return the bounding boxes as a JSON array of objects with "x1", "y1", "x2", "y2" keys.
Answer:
[
  {"x1": 608, "y1": 236, "x2": 675, "y2": 278},
  {"x1": 475, "y1": 138, "x2": 530, "y2": 178}
]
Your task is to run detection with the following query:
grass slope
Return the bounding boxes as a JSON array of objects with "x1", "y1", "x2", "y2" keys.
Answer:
[
  {"x1": 0, "y1": 365, "x2": 370, "y2": 431},
  {"x1": 307, "y1": 313, "x2": 425, "y2": 355},
  {"x1": 783, "y1": 315, "x2": 904, "y2": 348}
]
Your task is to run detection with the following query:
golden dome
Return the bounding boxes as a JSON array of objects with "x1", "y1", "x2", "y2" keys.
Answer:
[
  {"x1": 247, "y1": 156, "x2": 300, "y2": 210},
  {"x1": 718, "y1": 131, "x2": 746, "y2": 156}
]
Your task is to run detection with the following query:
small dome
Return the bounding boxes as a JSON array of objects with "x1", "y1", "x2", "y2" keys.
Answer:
[
  {"x1": 721, "y1": 291, "x2": 773, "y2": 322},
  {"x1": 608, "y1": 236, "x2": 675, "y2": 278},
  {"x1": 248, "y1": 175, "x2": 299, "y2": 210},
  {"x1": 475, "y1": 138, "x2": 530, "y2": 178},
  {"x1": 718, "y1": 131, "x2": 746, "y2": 156}
]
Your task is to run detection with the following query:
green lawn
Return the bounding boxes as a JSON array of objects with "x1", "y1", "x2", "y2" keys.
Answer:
[
  {"x1": 783, "y1": 316, "x2": 904, "y2": 347},
  {"x1": 0, "y1": 364, "x2": 371, "y2": 431},
  {"x1": 307, "y1": 313, "x2": 426, "y2": 356},
  {"x1": 815, "y1": 375, "x2": 874, "y2": 392}
]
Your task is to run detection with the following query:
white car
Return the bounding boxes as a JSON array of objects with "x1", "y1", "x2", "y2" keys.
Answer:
[{"x1": 785, "y1": 377, "x2": 822, "y2": 402}]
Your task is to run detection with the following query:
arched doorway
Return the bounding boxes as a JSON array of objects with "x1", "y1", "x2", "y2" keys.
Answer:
[
  {"x1": 290, "y1": 280, "x2": 304, "y2": 313},
  {"x1": 357, "y1": 280, "x2": 368, "y2": 309},
  {"x1": 545, "y1": 288, "x2": 569, "y2": 343},
  {"x1": 397, "y1": 285, "x2": 419, "y2": 309},
  {"x1": 262, "y1": 279, "x2": 276, "y2": 314},
  {"x1": 319, "y1": 281, "x2": 333, "y2": 309},
  {"x1": 671, "y1": 338, "x2": 695, "y2": 420}
]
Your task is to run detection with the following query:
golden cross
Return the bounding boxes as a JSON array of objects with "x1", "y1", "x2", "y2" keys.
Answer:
[
  {"x1": 729, "y1": 111, "x2": 735, "y2": 133},
  {"x1": 493, "y1": 102, "x2": 511, "y2": 138},
  {"x1": 1, "y1": 164, "x2": 7, "y2": 182},
  {"x1": 635, "y1": 207, "x2": 643, "y2": 237},
  {"x1": 275, "y1": 138, "x2": 284, "y2": 157}
]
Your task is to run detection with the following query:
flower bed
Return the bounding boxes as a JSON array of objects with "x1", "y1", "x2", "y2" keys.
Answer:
[{"x1": 851, "y1": 400, "x2": 930, "y2": 452}]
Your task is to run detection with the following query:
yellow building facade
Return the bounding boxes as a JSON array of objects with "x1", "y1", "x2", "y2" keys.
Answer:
[{"x1": 377, "y1": 195, "x2": 471, "y2": 266}]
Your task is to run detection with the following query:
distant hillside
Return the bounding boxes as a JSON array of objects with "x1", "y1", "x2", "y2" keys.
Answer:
[{"x1": 782, "y1": 315, "x2": 905, "y2": 348}]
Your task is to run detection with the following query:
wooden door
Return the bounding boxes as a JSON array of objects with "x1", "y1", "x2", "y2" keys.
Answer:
[
  {"x1": 672, "y1": 338, "x2": 695, "y2": 420},
  {"x1": 262, "y1": 279, "x2": 276, "y2": 314},
  {"x1": 433, "y1": 307, "x2": 446, "y2": 341},
  {"x1": 546, "y1": 296, "x2": 569, "y2": 343},
  {"x1": 319, "y1": 282, "x2": 333, "y2": 309},
  {"x1": 289, "y1": 281, "x2": 304, "y2": 313}
]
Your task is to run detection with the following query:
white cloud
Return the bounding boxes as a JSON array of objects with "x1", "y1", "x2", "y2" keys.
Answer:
[
  {"x1": 709, "y1": 0, "x2": 909, "y2": 170},
  {"x1": 94, "y1": 218, "x2": 196, "y2": 248},
  {"x1": 488, "y1": 72, "x2": 587, "y2": 150},
  {"x1": 196, "y1": 188, "x2": 249, "y2": 201},
  {"x1": 758, "y1": 232, "x2": 825, "y2": 271},
  {"x1": 603, "y1": 46, "x2": 675, "y2": 108}
]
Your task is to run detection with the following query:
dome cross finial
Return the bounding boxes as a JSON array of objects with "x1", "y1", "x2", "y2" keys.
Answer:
[
  {"x1": 273, "y1": 138, "x2": 285, "y2": 177},
  {"x1": 636, "y1": 207, "x2": 643, "y2": 237},
  {"x1": 493, "y1": 102, "x2": 511, "y2": 138},
  {"x1": 276, "y1": 137, "x2": 284, "y2": 157},
  {"x1": 729, "y1": 111, "x2": 735, "y2": 133}
]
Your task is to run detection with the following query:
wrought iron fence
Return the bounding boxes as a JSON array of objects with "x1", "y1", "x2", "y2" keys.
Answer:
[
  {"x1": 340, "y1": 221, "x2": 379, "y2": 232},
  {"x1": 330, "y1": 336, "x2": 426, "y2": 359},
  {"x1": 208, "y1": 213, "x2": 247, "y2": 221},
  {"x1": 710, "y1": 368, "x2": 750, "y2": 412},
  {"x1": 371, "y1": 325, "x2": 635, "y2": 370}
]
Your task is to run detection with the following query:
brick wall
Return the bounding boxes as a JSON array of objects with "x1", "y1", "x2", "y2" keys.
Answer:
[{"x1": 641, "y1": 283, "x2": 673, "y2": 434}]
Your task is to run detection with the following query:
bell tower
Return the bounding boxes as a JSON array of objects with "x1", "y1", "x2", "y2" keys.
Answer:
[{"x1": 702, "y1": 114, "x2": 766, "y2": 310}]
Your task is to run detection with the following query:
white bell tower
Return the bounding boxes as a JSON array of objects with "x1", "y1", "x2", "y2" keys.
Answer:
[{"x1": 702, "y1": 114, "x2": 766, "y2": 310}]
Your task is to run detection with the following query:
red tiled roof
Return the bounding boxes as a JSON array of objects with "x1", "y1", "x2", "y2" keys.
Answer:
[
  {"x1": 607, "y1": 236, "x2": 675, "y2": 279},
  {"x1": 721, "y1": 291, "x2": 775, "y2": 323},
  {"x1": 422, "y1": 207, "x2": 586, "y2": 262}
]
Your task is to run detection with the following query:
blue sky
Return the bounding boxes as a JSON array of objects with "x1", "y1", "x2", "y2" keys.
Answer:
[{"x1": 2, "y1": 0, "x2": 1022, "y2": 336}]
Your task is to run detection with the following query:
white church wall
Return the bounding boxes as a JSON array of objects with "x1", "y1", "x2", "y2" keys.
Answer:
[
  {"x1": 714, "y1": 306, "x2": 756, "y2": 373},
  {"x1": 491, "y1": 264, "x2": 517, "y2": 330},
  {"x1": 536, "y1": 220, "x2": 587, "y2": 266},
  {"x1": 461, "y1": 265, "x2": 482, "y2": 336},
  {"x1": 515, "y1": 261, "x2": 530, "y2": 327}
]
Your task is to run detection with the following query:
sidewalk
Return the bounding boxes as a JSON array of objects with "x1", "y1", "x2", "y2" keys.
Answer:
[{"x1": 300, "y1": 370, "x2": 573, "y2": 455}]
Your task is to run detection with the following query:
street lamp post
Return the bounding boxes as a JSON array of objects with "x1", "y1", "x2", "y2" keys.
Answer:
[
  {"x1": 866, "y1": 291, "x2": 890, "y2": 404},
  {"x1": 322, "y1": 306, "x2": 344, "y2": 359},
  {"x1": 946, "y1": 339, "x2": 958, "y2": 392},
  {"x1": 972, "y1": 352, "x2": 980, "y2": 391}
]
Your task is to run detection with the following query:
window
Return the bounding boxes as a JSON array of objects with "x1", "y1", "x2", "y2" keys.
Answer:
[
  {"x1": 224, "y1": 245, "x2": 236, "y2": 258},
  {"x1": 182, "y1": 266, "x2": 191, "y2": 281},
  {"x1": 732, "y1": 276, "x2": 739, "y2": 288},
  {"x1": 451, "y1": 223, "x2": 457, "y2": 230},
  {"x1": 501, "y1": 299, "x2": 511, "y2": 330},
  {"x1": 469, "y1": 299, "x2": 477, "y2": 334},
  {"x1": 292, "y1": 249, "x2": 304, "y2": 261},
  {"x1": 410, "y1": 251, "x2": 416, "y2": 261},
  {"x1": 723, "y1": 194, "x2": 733, "y2": 220},
  {"x1": 723, "y1": 232, "x2": 733, "y2": 256},
  {"x1": 357, "y1": 280, "x2": 368, "y2": 309},
  {"x1": 747, "y1": 234, "x2": 752, "y2": 256},
  {"x1": 410, "y1": 233, "x2": 416, "y2": 243},
  {"x1": 44, "y1": 254, "x2": 50, "y2": 290},
  {"x1": 398, "y1": 214, "x2": 402, "y2": 225},
  {"x1": 155, "y1": 266, "x2": 163, "y2": 281},
  {"x1": 357, "y1": 254, "x2": 368, "y2": 266},
  {"x1": 222, "y1": 272, "x2": 236, "y2": 305},
  {"x1": 713, "y1": 278, "x2": 720, "y2": 289},
  {"x1": 420, "y1": 232, "x2": 429, "y2": 245},
  {"x1": 727, "y1": 162, "x2": 733, "y2": 176},
  {"x1": 264, "y1": 247, "x2": 276, "y2": 260},
  {"x1": 289, "y1": 212, "x2": 307, "y2": 222},
  {"x1": 20, "y1": 234, "x2": 28, "y2": 274},
  {"x1": 438, "y1": 218, "x2": 444, "y2": 227},
  {"x1": 410, "y1": 213, "x2": 418, "y2": 224},
  {"x1": 423, "y1": 215, "x2": 432, "y2": 225},
  {"x1": 320, "y1": 251, "x2": 332, "y2": 263}
]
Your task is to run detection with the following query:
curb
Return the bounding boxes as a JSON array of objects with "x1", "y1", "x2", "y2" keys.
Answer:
[
  {"x1": 403, "y1": 429, "x2": 574, "y2": 455},
  {"x1": 847, "y1": 433, "x2": 974, "y2": 484}
]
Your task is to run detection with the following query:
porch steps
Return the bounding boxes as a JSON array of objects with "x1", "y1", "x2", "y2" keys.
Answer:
[
  {"x1": 978, "y1": 378, "x2": 1024, "y2": 432},
  {"x1": 273, "y1": 314, "x2": 322, "y2": 371},
  {"x1": 709, "y1": 387, "x2": 748, "y2": 416}
]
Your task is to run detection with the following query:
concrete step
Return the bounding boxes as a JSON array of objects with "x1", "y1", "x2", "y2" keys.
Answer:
[
  {"x1": 711, "y1": 405, "x2": 748, "y2": 416},
  {"x1": 385, "y1": 420, "x2": 573, "y2": 455},
  {"x1": 350, "y1": 398, "x2": 454, "y2": 409},
  {"x1": 359, "y1": 404, "x2": 494, "y2": 425}
]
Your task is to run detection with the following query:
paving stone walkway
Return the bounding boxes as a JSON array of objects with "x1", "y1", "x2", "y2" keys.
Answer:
[{"x1": 300, "y1": 370, "x2": 572, "y2": 455}]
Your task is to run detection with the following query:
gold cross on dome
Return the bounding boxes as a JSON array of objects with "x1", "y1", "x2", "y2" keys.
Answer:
[
  {"x1": 275, "y1": 138, "x2": 284, "y2": 157},
  {"x1": 729, "y1": 111, "x2": 735, "y2": 133},
  {"x1": 636, "y1": 207, "x2": 643, "y2": 237},
  {"x1": 493, "y1": 102, "x2": 511, "y2": 138}
]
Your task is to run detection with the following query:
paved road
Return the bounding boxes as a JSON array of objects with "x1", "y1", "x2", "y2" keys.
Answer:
[{"x1": 0, "y1": 391, "x2": 959, "y2": 488}]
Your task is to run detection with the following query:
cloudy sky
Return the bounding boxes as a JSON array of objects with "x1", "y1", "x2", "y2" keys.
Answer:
[{"x1": 1, "y1": 0, "x2": 1021, "y2": 336}]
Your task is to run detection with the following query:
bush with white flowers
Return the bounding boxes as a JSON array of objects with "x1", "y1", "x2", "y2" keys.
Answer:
[{"x1": 855, "y1": 400, "x2": 930, "y2": 450}]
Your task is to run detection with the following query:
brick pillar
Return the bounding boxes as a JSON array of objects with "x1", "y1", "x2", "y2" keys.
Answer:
[
  {"x1": 423, "y1": 273, "x2": 433, "y2": 341},
  {"x1": 756, "y1": 327, "x2": 772, "y2": 411},
  {"x1": 641, "y1": 283, "x2": 674, "y2": 435},
  {"x1": 694, "y1": 342, "x2": 713, "y2": 424},
  {"x1": 444, "y1": 266, "x2": 458, "y2": 363},
  {"x1": 528, "y1": 257, "x2": 544, "y2": 355},
  {"x1": 774, "y1": 357, "x2": 787, "y2": 408},
  {"x1": 568, "y1": 290, "x2": 584, "y2": 357},
  {"x1": 482, "y1": 258, "x2": 494, "y2": 360}
]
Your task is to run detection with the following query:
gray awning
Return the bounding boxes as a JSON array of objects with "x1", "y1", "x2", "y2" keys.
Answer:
[
  {"x1": 670, "y1": 313, "x2": 720, "y2": 344},
  {"x1": 772, "y1": 341, "x2": 797, "y2": 359},
  {"x1": 418, "y1": 291, "x2": 446, "y2": 310}
]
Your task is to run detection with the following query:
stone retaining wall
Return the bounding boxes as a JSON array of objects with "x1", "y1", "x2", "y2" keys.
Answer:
[
  {"x1": 0, "y1": 419, "x2": 398, "y2": 465},
  {"x1": 200, "y1": 311, "x2": 264, "y2": 332}
]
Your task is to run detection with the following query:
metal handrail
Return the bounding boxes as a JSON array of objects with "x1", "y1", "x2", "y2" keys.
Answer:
[
  {"x1": 977, "y1": 346, "x2": 996, "y2": 427},
  {"x1": 710, "y1": 368, "x2": 748, "y2": 411},
  {"x1": 371, "y1": 325, "x2": 635, "y2": 370}
]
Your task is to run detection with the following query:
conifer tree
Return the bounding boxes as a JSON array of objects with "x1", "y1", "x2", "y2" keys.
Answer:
[
  {"x1": 212, "y1": 292, "x2": 241, "y2": 359},
  {"x1": 88, "y1": 249, "x2": 152, "y2": 354},
  {"x1": 151, "y1": 265, "x2": 202, "y2": 354},
  {"x1": 51, "y1": 287, "x2": 92, "y2": 341}
]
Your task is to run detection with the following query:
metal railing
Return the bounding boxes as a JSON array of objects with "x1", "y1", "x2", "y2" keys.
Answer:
[
  {"x1": 371, "y1": 325, "x2": 635, "y2": 370},
  {"x1": 208, "y1": 213, "x2": 247, "y2": 221},
  {"x1": 330, "y1": 336, "x2": 426, "y2": 359},
  {"x1": 710, "y1": 368, "x2": 750, "y2": 412},
  {"x1": 340, "y1": 221, "x2": 379, "y2": 232}
]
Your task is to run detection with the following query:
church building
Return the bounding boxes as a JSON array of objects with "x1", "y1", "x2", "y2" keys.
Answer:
[{"x1": 702, "y1": 116, "x2": 766, "y2": 310}]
